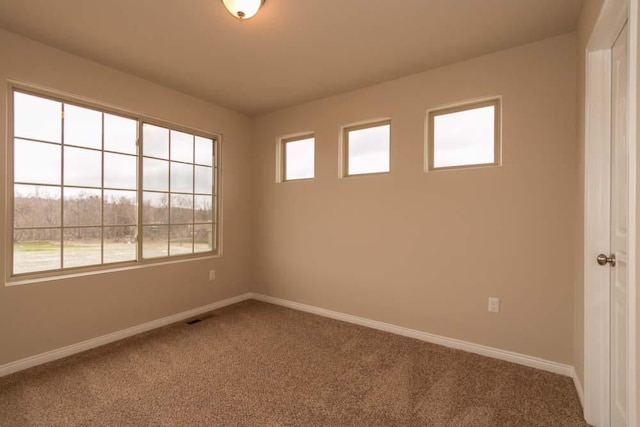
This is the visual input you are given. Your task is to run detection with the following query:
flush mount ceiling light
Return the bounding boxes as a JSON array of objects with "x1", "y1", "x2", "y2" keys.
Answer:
[{"x1": 221, "y1": 0, "x2": 265, "y2": 20}]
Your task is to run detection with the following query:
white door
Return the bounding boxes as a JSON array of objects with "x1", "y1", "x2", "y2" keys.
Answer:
[{"x1": 609, "y1": 21, "x2": 629, "y2": 427}]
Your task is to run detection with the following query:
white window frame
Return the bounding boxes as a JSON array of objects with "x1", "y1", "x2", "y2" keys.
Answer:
[
  {"x1": 6, "y1": 83, "x2": 221, "y2": 283},
  {"x1": 277, "y1": 133, "x2": 315, "y2": 182},
  {"x1": 341, "y1": 119, "x2": 391, "y2": 178},
  {"x1": 426, "y1": 98, "x2": 501, "y2": 172}
]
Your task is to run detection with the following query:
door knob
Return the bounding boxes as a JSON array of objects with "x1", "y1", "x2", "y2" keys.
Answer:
[{"x1": 596, "y1": 253, "x2": 616, "y2": 266}]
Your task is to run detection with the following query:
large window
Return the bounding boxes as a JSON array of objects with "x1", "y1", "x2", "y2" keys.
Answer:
[
  {"x1": 427, "y1": 99, "x2": 501, "y2": 171},
  {"x1": 10, "y1": 88, "x2": 218, "y2": 279}
]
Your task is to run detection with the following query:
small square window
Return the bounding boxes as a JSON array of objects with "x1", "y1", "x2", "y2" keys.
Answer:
[
  {"x1": 343, "y1": 120, "x2": 390, "y2": 176},
  {"x1": 281, "y1": 135, "x2": 315, "y2": 181},
  {"x1": 427, "y1": 99, "x2": 500, "y2": 171}
]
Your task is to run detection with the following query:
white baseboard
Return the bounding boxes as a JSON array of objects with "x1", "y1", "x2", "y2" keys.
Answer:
[
  {"x1": 0, "y1": 292, "x2": 253, "y2": 377},
  {"x1": 250, "y1": 293, "x2": 574, "y2": 377},
  {"x1": 571, "y1": 367, "x2": 585, "y2": 408},
  {"x1": 0, "y1": 291, "x2": 576, "y2": 383}
]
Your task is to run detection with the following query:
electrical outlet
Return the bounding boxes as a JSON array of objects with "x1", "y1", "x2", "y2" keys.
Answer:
[
  {"x1": 209, "y1": 270, "x2": 216, "y2": 281},
  {"x1": 488, "y1": 297, "x2": 500, "y2": 313}
]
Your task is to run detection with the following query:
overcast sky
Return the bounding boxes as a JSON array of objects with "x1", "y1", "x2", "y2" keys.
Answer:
[
  {"x1": 13, "y1": 92, "x2": 213, "y2": 194},
  {"x1": 348, "y1": 125, "x2": 390, "y2": 175},
  {"x1": 285, "y1": 137, "x2": 314, "y2": 180},
  {"x1": 433, "y1": 106, "x2": 495, "y2": 168}
]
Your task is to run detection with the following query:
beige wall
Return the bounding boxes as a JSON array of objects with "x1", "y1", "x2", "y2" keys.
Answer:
[
  {"x1": 0, "y1": 29, "x2": 254, "y2": 365},
  {"x1": 574, "y1": 0, "x2": 604, "y2": 392},
  {"x1": 252, "y1": 34, "x2": 577, "y2": 364}
]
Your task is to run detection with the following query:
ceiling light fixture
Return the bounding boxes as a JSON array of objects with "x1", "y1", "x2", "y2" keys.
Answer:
[{"x1": 221, "y1": 0, "x2": 265, "y2": 20}]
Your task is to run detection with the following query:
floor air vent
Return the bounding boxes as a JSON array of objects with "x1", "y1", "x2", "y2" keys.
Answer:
[{"x1": 186, "y1": 312, "x2": 215, "y2": 325}]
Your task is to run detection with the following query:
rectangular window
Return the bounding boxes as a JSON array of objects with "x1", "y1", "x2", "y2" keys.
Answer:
[
  {"x1": 141, "y1": 124, "x2": 216, "y2": 258},
  {"x1": 10, "y1": 88, "x2": 219, "y2": 279},
  {"x1": 427, "y1": 98, "x2": 500, "y2": 171},
  {"x1": 343, "y1": 120, "x2": 390, "y2": 176},
  {"x1": 281, "y1": 135, "x2": 315, "y2": 181}
]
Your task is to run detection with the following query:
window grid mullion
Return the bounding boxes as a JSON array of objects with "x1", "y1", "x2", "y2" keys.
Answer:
[
  {"x1": 137, "y1": 122, "x2": 144, "y2": 263},
  {"x1": 60, "y1": 102, "x2": 65, "y2": 270},
  {"x1": 13, "y1": 136, "x2": 138, "y2": 157},
  {"x1": 14, "y1": 224, "x2": 136, "y2": 231},
  {"x1": 101, "y1": 112, "x2": 105, "y2": 265},
  {"x1": 168, "y1": 131, "x2": 172, "y2": 257},
  {"x1": 192, "y1": 135, "x2": 196, "y2": 254}
]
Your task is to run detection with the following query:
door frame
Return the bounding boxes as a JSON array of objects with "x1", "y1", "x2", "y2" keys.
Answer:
[{"x1": 584, "y1": 0, "x2": 638, "y2": 425}]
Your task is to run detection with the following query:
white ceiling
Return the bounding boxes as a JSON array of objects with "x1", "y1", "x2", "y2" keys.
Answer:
[{"x1": 0, "y1": 0, "x2": 584, "y2": 116}]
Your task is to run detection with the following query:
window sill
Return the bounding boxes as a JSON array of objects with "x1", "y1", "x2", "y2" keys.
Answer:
[
  {"x1": 342, "y1": 171, "x2": 391, "y2": 178},
  {"x1": 5, "y1": 254, "x2": 218, "y2": 287},
  {"x1": 427, "y1": 162, "x2": 501, "y2": 172}
]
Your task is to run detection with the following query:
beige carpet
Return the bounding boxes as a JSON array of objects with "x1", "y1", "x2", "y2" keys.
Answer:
[{"x1": 0, "y1": 299, "x2": 587, "y2": 426}]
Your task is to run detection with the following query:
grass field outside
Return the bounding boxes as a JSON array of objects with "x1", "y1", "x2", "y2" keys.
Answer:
[{"x1": 13, "y1": 239, "x2": 211, "y2": 275}]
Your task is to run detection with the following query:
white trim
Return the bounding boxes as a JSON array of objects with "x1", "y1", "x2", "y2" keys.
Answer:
[
  {"x1": 573, "y1": 367, "x2": 586, "y2": 409},
  {"x1": 250, "y1": 293, "x2": 574, "y2": 377},
  {"x1": 584, "y1": 47, "x2": 613, "y2": 426},
  {"x1": 627, "y1": 2, "x2": 639, "y2": 425},
  {"x1": 276, "y1": 131, "x2": 316, "y2": 183},
  {"x1": 423, "y1": 95, "x2": 503, "y2": 173},
  {"x1": 338, "y1": 117, "x2": 392, "y2": 179},
  {"x1": 424, "y1": 96, "x2": 502, "y2": 173},
  {"x1": 5, "y1": 255, "x2": 219, "y2": 287},
  {"x1": 0, "y1": 292, "x2": 253, "y2": 377},
  {"x1": 589, "y1": 0, "x2": 631, "y2": 50},
  {"x1": 584, "y1": 0, "x2": 638, "y2": 425}
]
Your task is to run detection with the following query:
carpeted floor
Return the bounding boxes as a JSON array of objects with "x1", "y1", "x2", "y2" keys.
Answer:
[{"x1": 0, "y1": 299, "x2": 587, "y2": 426}]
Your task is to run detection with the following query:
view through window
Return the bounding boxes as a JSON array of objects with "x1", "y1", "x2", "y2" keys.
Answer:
[
  {"x1": 344, "y1": 121, "x2": 391, "y2": 176},
  {"x1": 283, "y1": 135, "x2": 314, "y2": 181},
  {"x1": 428, "y1": 99, "x2": 500, "y2": 170},
  {"x1": 141, "y1": 124, "x2": 216, "y2": 258},
  {"x1": 11, "y1": 89, "x2": 218, "y2": 277}
]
